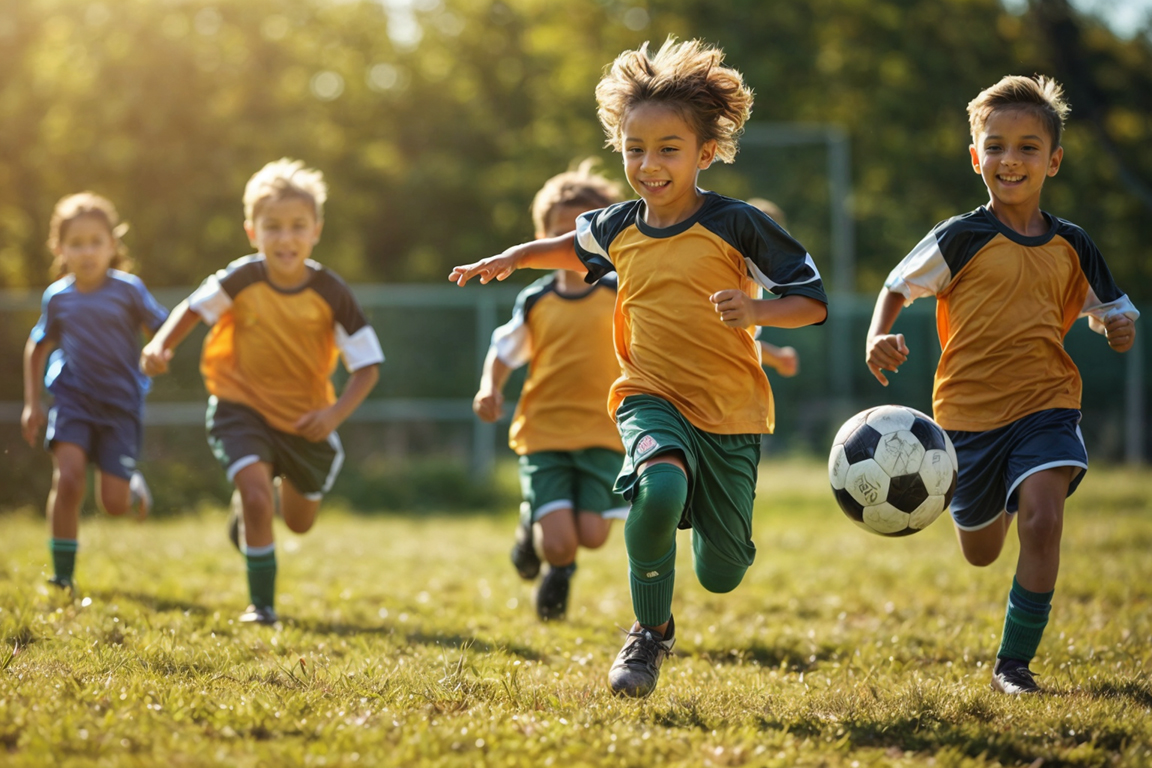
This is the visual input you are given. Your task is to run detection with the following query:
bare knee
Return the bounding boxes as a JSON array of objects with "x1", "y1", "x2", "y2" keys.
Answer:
[
  {"x1": 53, "y1": 466, "x2": 87, "y2": 505},
  {"x1": 540, "y1": 525, "x2": 578, "y2": 566},
  {"x1": 99, "y1": 489, "x2": 129, "y2": 517},
  {"x1": 576, "y1": 513, "x2": 611, "y2": 550},
  {"x1": 961, "y1": 547, "x2": 1001, "y2": 567},
  {"x1": 1018, "y1": 507, "x2": 1063, "y2": 550},
  {"x1": 284, "y1": 515, "x2": 315, "y2": 534}
]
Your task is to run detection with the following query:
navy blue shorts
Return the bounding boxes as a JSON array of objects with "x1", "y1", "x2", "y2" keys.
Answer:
[
  {"x1": 45, "y1": 395, "x2": 142, "y2": 480},
  {"x1": 947, "y1": 408, "x2": 1087, "y2": 531}
]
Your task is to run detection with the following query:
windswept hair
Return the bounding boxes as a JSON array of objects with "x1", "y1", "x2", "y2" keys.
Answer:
[
  {"x1": 47, "y1": 192, "x2": 131, "y2": 278},
  {"x1": 596, "y1": 37, "x2": 753, "y2": 164},
  {"x1": 530, "y1": 158, "x2": 623, "y2": 236},
  {"x1": 967, "y1": 75, "x2": 1071, "y2": 148},
  {"x1": 243, "y1": 158, "x2": 328, "y2": 223}
]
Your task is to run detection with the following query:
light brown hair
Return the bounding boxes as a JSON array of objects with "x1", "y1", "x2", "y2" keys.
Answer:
[
  {"x1": 243, "y1": 158, "x2": 328, "y2": 223},
  {"x1": 967, "y1": 75, "x2": 1070, "y2": 148},
  {"x1": 595, "y1": 37, "x2": 754, "y2": 163},
  {"x1": 47, "y1": 192, "x2": 131, "y2": 278},
  {"x1": 530, "y1": 159, "x2": 623, "y2": 236}
]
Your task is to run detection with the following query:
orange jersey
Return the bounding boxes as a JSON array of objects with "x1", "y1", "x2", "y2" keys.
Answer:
[
  {"x1": 886, "y1": 207, "x2": 1138, "y2": 431},
  {"x1": 492, "y1": 274, "x2": 621, "y2": 454},
  {"x1": 575, "y1": 192, "x2": 827, "y2": 435},
  {"x1": 189, "y1": 255, "x2": 384, "y2": 434}
]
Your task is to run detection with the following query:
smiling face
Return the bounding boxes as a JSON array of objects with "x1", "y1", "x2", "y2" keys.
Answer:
[
  {"x1": 244, "y1": 195, "x2": 323, "y2": 289},
  {"x1": 622, "y1": 101, "x2": 717, "y2": 227},
  {"x1": 970, "y1": 107, "x2": 1063, "y2": 219},
  {"x1": 54, "y1": 214, "x2": 118, "y2": 291}
]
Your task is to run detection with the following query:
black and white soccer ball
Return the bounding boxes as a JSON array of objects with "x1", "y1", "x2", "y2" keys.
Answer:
[{"x1": 828, "y1": 405, "x2": 958, "y2": 537}]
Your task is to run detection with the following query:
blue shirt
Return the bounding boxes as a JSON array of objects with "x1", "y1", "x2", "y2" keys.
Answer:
[{"x1": 30, "y1": 270, "x2": 169, "y2": 415}]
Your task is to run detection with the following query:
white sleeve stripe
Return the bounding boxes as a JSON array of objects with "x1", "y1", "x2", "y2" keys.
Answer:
[
  {"x1": 575, "y1": 217, "x2": 610, "y2": 260},
  {"x1": 745, "y1": 253, "x2": 823, "y2": 293},
  {"x1": 884, "y1": 233, "x2": 952, "y2": 306},
  {"x1": 491, "y1": 313, "x2": 531, "y2": 369},
  {"x1": 187, "y1": 275, "x2": 232, "y2": 325},
  {"x1": 336, "y1": 324, "x2": 384, "y2": 371}
]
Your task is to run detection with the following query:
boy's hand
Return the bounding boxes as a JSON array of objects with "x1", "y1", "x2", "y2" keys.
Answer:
[
  {"x1": 295, "y1": 407, "x2": 341, "y2": 442},
  {"x1": 866, "y1": 333, "x2": 909, "y2": 387},
  {"x1": 710, "y1": 289, "x2": 755, "y2": 328},
  {"x1": 449, "y1": 248, "x2": 521, "y2": 286},
  {"x1": 770, "y1": 346, "x2": 800, "y2": 377},
  {"x1": 1103, "y1": 313, "x2": 1136, "y2": 353},
  {"x1": 473, "y1": 389, "x2": 504, "y2": 423},
  {"x1": 21, "y1": 402, "x2": 46, "y2": 447},
  {"x1": 140, "y1": 340, "x2": 173, "y2": 376}
]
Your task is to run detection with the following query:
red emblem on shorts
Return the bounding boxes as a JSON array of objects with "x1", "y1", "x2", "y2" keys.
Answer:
[{"x1": 636, "y1": 435, "x2": 658, "y2": 456}]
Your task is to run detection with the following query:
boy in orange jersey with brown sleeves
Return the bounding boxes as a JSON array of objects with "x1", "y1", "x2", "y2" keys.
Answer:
[{"x1": 473, "y1": 160, "x2": 626, "y2": 621}]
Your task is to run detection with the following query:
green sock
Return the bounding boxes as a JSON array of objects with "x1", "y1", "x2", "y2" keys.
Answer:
[
  {"x1": 50, "y1": 538, "x2": 78, "y2": 584},
  {"x1": 245, "y1": 544, "x2": 277, "y2": 610},
  {"x1": 630, "y1": 568, "x2": 676, "y2": 628},
  {"x1": 997, "y1": 576, "x2": 1053, "y2": 663}
]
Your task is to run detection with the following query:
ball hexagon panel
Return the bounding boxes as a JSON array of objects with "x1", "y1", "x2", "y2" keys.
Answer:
[
  {"x1": 910, "y1": 417, "x2": 948, "y2": 452},
  {"x1": 887, "y1": 472, "x2": 929, "y2": 513},
  {"x1": 864, "y1": 404, "x2": 916, "y2": 435},
  {"x1": 873, "y1": 429, "x2": 926, "y2": 477},
  {"x1": 842, "y1": 424, "x2": 882, "y2": 465},
  {"x1": 844, "y1": 459, "x2": 889, "y2": 508},
  {"x1": 829, "y1": 443, "x2": 849, "y2": 490},
  {"x1": 919, "y1": 449, "x2": 955, "y2": 496},
  {"x1": 862, "y1": 502, "x2": 912, "y2": 535},
  {"x1": 908, "y1": 495, "x2": 946, "y2": 530}
]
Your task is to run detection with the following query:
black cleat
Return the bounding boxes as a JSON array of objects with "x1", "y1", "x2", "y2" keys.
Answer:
[
  {"x1": 47, "y1": 575, "x2": 74, "y2": 593},
  {"x1": 991, "y1": 658, "x2": 1041, "y2": 695},
  {"x1": 608, "y1": 616, "x2": 675, "y2": 698},
  {"x1": 238, "y1": 604, "x2": 279, "y2": 625},
  {"x1": 510, "y1": 511, "x2": 541, "y2": 580},
  {"x1": 536, "y1": 563, "x2": 576, "y2": 621}
]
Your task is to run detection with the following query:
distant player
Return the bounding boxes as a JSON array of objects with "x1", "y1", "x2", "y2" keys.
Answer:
[
  {"x1": 473, "y1": 160, "x2": 626, "y2": 621},
  {"x1": 141, "y1": 159, "x2": 383, "y2": 625},
  {"x1": 450, "y1": 38, "x2": 828, "y2": 698},
  {"x1": 865, "y1": 75, "x2": 1138, "y2": 694},
  {"x1": 747, "y1": 198, "x2": 800, "y2": 378},
  {"x1": 22, "y1": 193, "x2": 167, "y2": 591}
]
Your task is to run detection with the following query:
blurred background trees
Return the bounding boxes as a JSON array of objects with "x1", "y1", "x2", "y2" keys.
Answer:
[{"x1": 0, "y1": 0, "x2": 1148, "y2": 294}]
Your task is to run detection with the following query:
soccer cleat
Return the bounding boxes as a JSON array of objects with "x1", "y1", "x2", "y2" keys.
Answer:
[
  {"x1": 46, "y1": 575, "x2": 74, "y2": 592},
  {"x1": 227, "y1": 490, "x2": 245, "y2": 553},
  {"x1": 991, "y1": 658, "x2": 1041, "y2": 695},
  {"x1": 608, "y1": 616, "x2": 675, "y2": 698},
  {"x1": 239, "y1": 604, "x2": 279, "y2": 625},
  {"x1": 129, "y1": 471, "x2": 152, "y2": 520},
  {"x1": 535, "y1": 563, "x2": 576, "y2": 621},
  {"x1": 510, "y1": 515, "x2": 541, "y2": 580}
]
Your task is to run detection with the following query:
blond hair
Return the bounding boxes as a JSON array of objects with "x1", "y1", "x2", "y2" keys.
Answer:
[
  {"x1": 47, "y1": 192, "x2": 131, "y2": 278},
  {"x1": 595, "y1": 37, "x2": 753, "y2": 164},
  {"x1": 967, "y1": 75, "x2": 1071, "y2": 148},
  {"x1": 243, "y1": 158, "x2": 328, "y2": 223},
  {"x1": 530, "y1": 159, "x2": 623, "y2": 235}
]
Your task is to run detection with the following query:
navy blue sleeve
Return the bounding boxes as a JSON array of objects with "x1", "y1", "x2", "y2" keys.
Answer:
[{"x1": 573, "y1": 201, "x2": 640, "y2": 284}]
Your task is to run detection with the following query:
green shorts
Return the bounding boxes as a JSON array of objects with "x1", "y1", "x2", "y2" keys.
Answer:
[
  {"x1": 519, "y1": 448, "x2": 628, "y2": 522},
  {"x1": 615, "y1": 394, "x2": 760, "y2": 571},
  {"x1": 206, "y1": 396, "x2": 344, "y2": 500}
]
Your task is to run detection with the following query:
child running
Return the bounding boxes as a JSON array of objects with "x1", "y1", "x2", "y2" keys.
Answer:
[
  {"x1": 451, "y1": 38, "x2": 828, "y2": 697},
  {"x1": 22, "y1": 193, "x2": 167, "y2": 591},
  {"x1": 473, "y1": 160, "x2": 627, "y2": 622},
  {"x1": 865, "y1": 75, "x2": 1138, "y2": 694},
  {"x1": 140, "y1": 159, "x2": 383, "y2": 625}
]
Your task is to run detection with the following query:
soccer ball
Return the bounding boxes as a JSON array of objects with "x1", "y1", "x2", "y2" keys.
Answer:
[{"x1": 828, "y1": 405, "x2": 958, "y2": 537}]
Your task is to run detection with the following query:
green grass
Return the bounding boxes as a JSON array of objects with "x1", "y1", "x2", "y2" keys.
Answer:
[{"x1": 2, "y1": 460, "x2": 1151, "y2": 767}]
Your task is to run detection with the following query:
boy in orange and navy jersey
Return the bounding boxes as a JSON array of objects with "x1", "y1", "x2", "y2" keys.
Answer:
[
  {"x1": 141, "y1": 159, "x2": 383, "y2": 625},
  {"x1": 452, "y1": 39, "x2": 828, "y2": 698},
  {"x1": 866, "y1": 76, "x2": 1138, "y2": 694},
  {"x1": 473, "y1": 161, "x2": 625, "y2": 621}
]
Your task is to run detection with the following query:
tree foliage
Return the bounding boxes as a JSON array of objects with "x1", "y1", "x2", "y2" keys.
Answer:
[{"x1": 0, "y1": 0, "x2": 1149, "y2": 296}]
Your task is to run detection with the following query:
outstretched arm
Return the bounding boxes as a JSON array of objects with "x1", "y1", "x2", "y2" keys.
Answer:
[
  {"x1": 22, "y1": 337, "x2": 53, "y2": 447},
  {"x1": 473, "y1": 347, "x2": 513, "y2": 423},
  {"x1": 449, "y1": 232, "x2": 584, "y2": 286},
  {"x1": 710, "y1": 291, "x2": 827, "y2": 330},
  {"x1": 864, "y1": 289, "x2": 909, "y2": 387},
  {"x1": 140, "y1": 300, "x2": 203, "y2": 376},
  {"x1": 294, "y1": 364, "x2": 380, "y2": 442}
]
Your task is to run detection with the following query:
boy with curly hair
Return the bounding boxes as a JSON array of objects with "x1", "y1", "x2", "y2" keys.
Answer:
[{"x1": 451, "y1": 38, "x2": 828, "y2": 697}]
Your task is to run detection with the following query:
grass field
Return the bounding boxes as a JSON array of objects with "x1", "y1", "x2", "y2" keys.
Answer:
[{"x1": 2, "y1": 460, "x2": 1151, "y2": 767}]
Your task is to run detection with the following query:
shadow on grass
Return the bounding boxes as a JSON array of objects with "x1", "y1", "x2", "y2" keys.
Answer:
[
  {"x1": 1084, "y1": 678, "x2": 1152, "y2": 707},
  {"x1": 689, "y1": 640, "x2": 836, "y2": 672},
  {"x1": 287, "y1": 618, "x2": 542, "y2": 661},
  {"x1": 88, "y1": 589, "x2": 213, "y2": 617}
]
